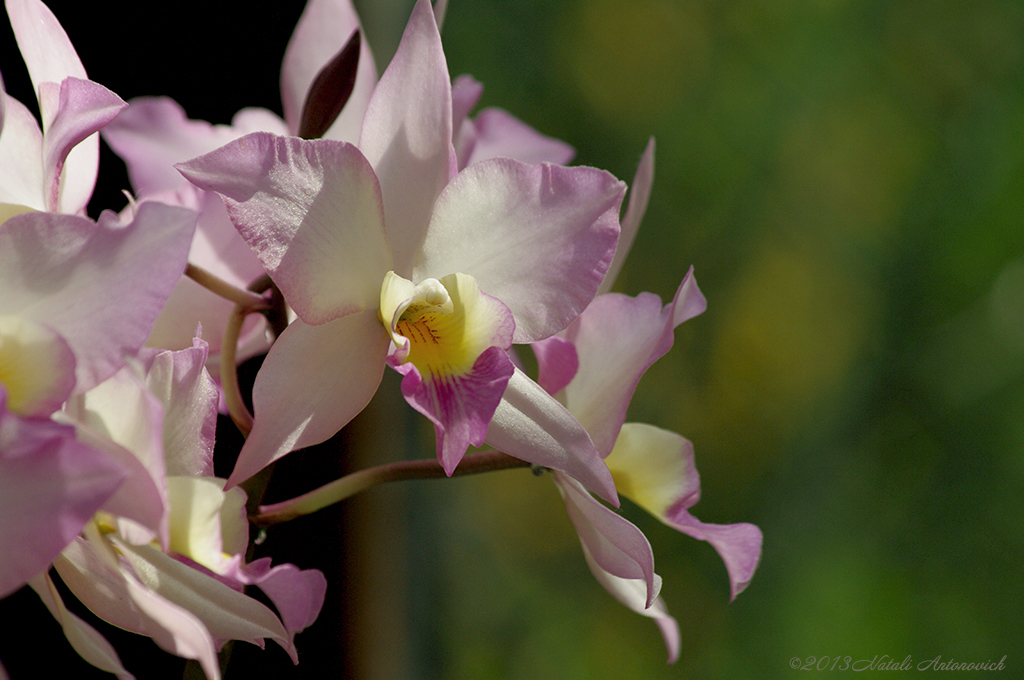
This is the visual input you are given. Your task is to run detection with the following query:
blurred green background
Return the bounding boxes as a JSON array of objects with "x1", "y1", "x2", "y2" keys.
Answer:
[
  {"x1": 3, "y1": 0, "x2": 1022, "y2": 677},
  {"x1": 354, "y1": 0, "x2": 1023, "y2": 677}
]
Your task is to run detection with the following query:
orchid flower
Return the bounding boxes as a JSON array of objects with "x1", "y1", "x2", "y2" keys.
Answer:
[
  {"x1": 178, "y1": 0, "x2": 624, "y2": 503},
  {"x1": 98, "y1": 0, "x2": 376, "y2": 361},
  {"x1": 0, "y1": 0, "x2": 125, "y2": 219},
  {"x1": 530, "y1": 143, "x2": 762, "y2": 660},
  {"x1": 39, "y1": 339, "x2": 326, "y2": 679},
  {"x1": 0, "y1": 190, "x2": 197, "y2": 597}
]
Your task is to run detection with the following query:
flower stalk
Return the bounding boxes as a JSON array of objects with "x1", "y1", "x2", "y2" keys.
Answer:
[{"x1": 252, "y1": 450, "x2": 532, "y2": 526}]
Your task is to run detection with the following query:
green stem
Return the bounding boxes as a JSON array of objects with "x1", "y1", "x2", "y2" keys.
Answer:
[
  {"x1": 220, "y1": 301, "x2": 254, "y2": 436},
  {"x1": 252, "y1": 450, "x2": 532, "y2": 526}
]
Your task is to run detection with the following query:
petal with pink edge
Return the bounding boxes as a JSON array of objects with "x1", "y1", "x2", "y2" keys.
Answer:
[
  {"x1": 0, "y1": 203, "x2": 197, "y2": 392},
  {"x1": 40, "y1": 77, "x2": 125, "y2": 213},
  {"x1": 228, "y1": 310, "x2": 389, "y2": 487},
  {"x1": 359, "y1": 0, "x2": 453, "y2": 275},
  {"x1": 116, "y1": 540, "x2": 299, "y2": 664},
  {"x1": 579, "y1": 547, "x2": 681, "y2": 664},
  {"x1": 240, "y1": 558, "x2": 328, "y2": 647},
  {"x1": 416, "y1": 159, "x2": 624, "y2": 342},
  {"x1": 463, "y1": 108, "x2": 575, "y2": 168},
  {"x1": 102, "y1": 97, "x2": 285, "y2": 196},
  {"x1": 605, "y1": 423, "x2": 763, "y2": 600},
  {"x1": 557, "y1": 269, "x2": 706, "y2": 456},
  {"x1": 55, "y1": 537, "x2": 222, "y2": 680},
  {"x1": 0, "y1": 408, "x2": 124, "y2": 598},
  {"x1": 485, "y1": 368, "x2": 617, "y2": 505},
  {"x1": 394, "y1": 345, "x2": 515, "y2": 474},
  {"x1": 178, "y1": 133, "x2": 391, "y2": 324},
  {"x1": 554, "y1": 471, "x2": 659, "y2": 607}
]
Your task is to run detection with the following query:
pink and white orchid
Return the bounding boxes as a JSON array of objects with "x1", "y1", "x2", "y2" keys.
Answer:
[
  {"x1": 99, "y1": 0, "x2": 377, "y2": 360},
  {"x1": 178, "y1": 0, "x2": 625, "y2": 502},
  {"x1": 532, "y1": 143, "x2": 762, "y2": 661},
  {"x1": 0, "y1": 0, "x2": 125, "y2": 219},
  {"x1": 0, "y1": 199, "x2": 197, "y2": 598},
  {"x1": 42, "y1": 340, "x2": 326, "y2": 679}
]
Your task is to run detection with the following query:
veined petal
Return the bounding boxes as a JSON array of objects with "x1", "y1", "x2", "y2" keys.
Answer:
[
  {"x1": 359, "y1": 0, "x2": 453, "y2": 275},
  {"x1": 28, "y1": 573, "x2": 134, "y2": 679},
  {"x1": 178, "y1": 133, "x2": 391, "y2": 324},
  {"x1": 600, "y1": 137, "x2": 654, "y2": 295},
  {"x1": 395, "y1": 346, "x2": 514, "y2": 474},
  {"x1": 0, "y1": 203, "x2": 197, "y2": 392},
  {"x1": 605, "y1": 423, "x2": 762, "y2": 600},
  {"x1": 41, "y1": 77, "x2": 125, "y2": 214},
  {"x1": 0, "y1": 408, "x2": 124, "y2": 598},
  {"x1": 0, "y1": 93, "x2": 45, "y2": 210},
  {"x1": 227, "y1": 311, "x2": 389, "y2": 487},
  {"x1": 554, "y1": 471, "x2": 659, "y2": 607},
  {"x1": 579, "y1": 546, "x2": 681, "y2": 664},
  {"x1": 416, "y1": 159, "x2": 625, "y2": 342},
  {"x1": 485, "y1": 368, "x2": 618, "y2": 504},
  {"x1": 462, "y1": 108, "x2": 575, "y2": 168},
  {"x1": 558, "y1": 269, "x2": 706, "y2": 456},
  {"x1": 382, "y1": 271, "x2": 516, "y2": 471},
  {"x1": 281, "y1": 0, "x2": 376, "y2": 143}
]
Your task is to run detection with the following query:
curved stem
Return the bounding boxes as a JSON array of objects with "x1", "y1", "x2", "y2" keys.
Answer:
[
  {"x1": 252, "y1": 450, "x2": 532, "y2": 526},
  {"x1": 220, "y1": 302, "x2": 254, "y2": 436},
  {"x1": 185, "y1": 263, "x2": 269, "y2": 310}
]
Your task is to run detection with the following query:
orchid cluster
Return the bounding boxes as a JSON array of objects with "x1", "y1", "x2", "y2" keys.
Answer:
[{"x1": 0, "y1": 0, "x2": 762, "y2": 676}]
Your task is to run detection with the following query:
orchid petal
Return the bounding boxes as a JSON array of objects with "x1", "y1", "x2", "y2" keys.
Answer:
[
  {"x1": 601, "y1": 137, "x2": 654, "y2": 295},
  {"x1": 605, "y1": 423, "x2": 763, "y2": 600},
  {"x1": 463, "y1": 108, "x2": 575, "y2": 168},
  {"x1": 0, "y1": 314, "x2": 76, "y2": 417},
  {"x1": 0, "y1": 93, "x2": 44, "y2": 211},
  {"x1": 102, "y1": 97, "x2": 287, "y2": 196},
  {"x1": 559, "y1": 269, "x2": 706, "y2": 455},
  {"x1": 41, "y1": 77, "x2": 125, "y2": 214},
  {"x1": 0, "y1": 409, "x2": 124, "y2": 598},
  {"x1": 416, "y1": 159, "x2": 624, "y2": 342},
  {"x1": 178, "y1": 133, "x2": 391, "y2": 324},
  {"x1": 141, "y1": 340, "x2": 218, "y2": 478},
  {"x1": 359, "y1": 0, "x2": 453, "y2": 275},
  {"x1": 28, "y1": 572, "x2": 134, "y2": 679},
  {"x1": 145, "y1": 189, "x2": 269, "y2": 359},
  {"x1": 6, "y1": 0, "x2": 87, "y2": 98},
  {"x1": 228, "y1": 311, "x2": 389, "y2": 487},
  {"x1": 241, "y1": 560, "x2": 327, "y2": 647},
  {"x1": 485, "y1": 367, "x2": 617, "y2": 504},
  {"x1": 531, "y1": 335, "x2": 578, "y2": 396},
  {"x1": 395, "y1": 346, "x2": 515, "y2": 474},
  {"x1": 165, "y1": 477, "x2": 238, "y2": 574},
  {"x1": 116, "y1": 540, "x2": 298, "y2": 663},
  {"x1": 0, "y1": 203, "x2": 197, "y2": 392},
  {"x1": 281, "y1": 0, "x2": 376, "y2": 143},
  {"x1": 62, "y1": 364, "x2": 169, "y2": 547},
  {"x1": 554, "y1": 471, "x2": 659, "y2": 607},
  {"x1": 579, "y1": 546, "x2": 681, "y2": 664},
  {"x1": 55, "y1": 537, "x2": 222, "y2": 680}
]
